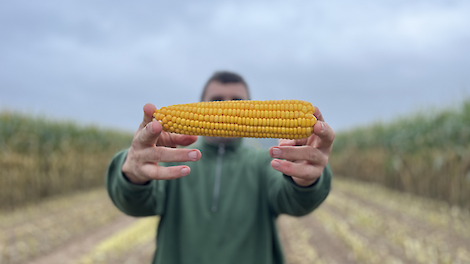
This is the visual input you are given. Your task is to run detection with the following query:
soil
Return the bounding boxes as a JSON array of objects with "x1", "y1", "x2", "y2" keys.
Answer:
[
  {"x1": 26, "y1": 215, "x2": 137, "y2": 264},
  {"x1": 3, "y1": 179, "x2": 469, "y2": 264}
]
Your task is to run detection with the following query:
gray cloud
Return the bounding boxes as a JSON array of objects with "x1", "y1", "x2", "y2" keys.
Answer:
[{"x1": 1, "y1": 0, "x2": 469, "y2": 133}]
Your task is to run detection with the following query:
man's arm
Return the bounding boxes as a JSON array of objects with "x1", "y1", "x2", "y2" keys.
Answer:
[
  {"x1": 266, "y1": 162, "x2": 332, "y2": 216},
  {"x1": 106, "y1": 149, "x2": 166, "y2": 216}
]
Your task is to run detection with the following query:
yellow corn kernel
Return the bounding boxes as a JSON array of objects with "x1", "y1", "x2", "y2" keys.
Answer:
[{"x1": 153, "y1": 100, "x2": 317, "y2": 139}]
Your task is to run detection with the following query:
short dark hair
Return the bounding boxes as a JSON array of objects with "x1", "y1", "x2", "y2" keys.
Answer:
[{"x1": 200, "y1": 71, "x2": 250, "y2": 101}]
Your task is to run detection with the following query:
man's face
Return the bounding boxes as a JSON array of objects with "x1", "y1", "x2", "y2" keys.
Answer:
[
  {"x1": 202, "y1": 81, "x2": 249, "y2": 102},
  {"x1": 202, "y1": 81, "x2": 249, "y2": 143}
]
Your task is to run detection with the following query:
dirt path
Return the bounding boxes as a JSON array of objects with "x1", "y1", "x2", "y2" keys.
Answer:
[
  {"x1": 26, "y1": 214, "x2": 137, "y2": 264},
  {"x1": 298, "y1": 213, "x2": 356, "y2": 264},
  {"x1": 278, "y1": 212, "x2": 356, "y2": 264},
  {"x1": 3, "y1": 179, "x2": 470, "y2": 264},
  {"x1": 278, "y1": 179, "x2": 470, "y2": 264}
]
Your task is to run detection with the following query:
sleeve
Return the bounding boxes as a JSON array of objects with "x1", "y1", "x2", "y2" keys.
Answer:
[
  {"x1": 265, "y1": 152, "x2": 332, "y2": 216},
  {"x1": 105, "y1": 149, "x2": 167, "y2": 217}
]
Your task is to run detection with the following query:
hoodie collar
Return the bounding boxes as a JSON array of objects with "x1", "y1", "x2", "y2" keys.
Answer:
[{"x1": 199, "y1": 137, "x2": 243, "y2": 154}]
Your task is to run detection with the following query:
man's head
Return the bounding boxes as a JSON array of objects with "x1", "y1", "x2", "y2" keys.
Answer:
[
  {"x1": 201, "y1": 71, "x2": 250, "y2": 143},
  {"x1": 200, "y1": 71, "x2": 250, "y2": 102}
]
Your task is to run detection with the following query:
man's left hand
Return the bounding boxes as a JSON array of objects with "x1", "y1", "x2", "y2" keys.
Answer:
[{"x1": 269, "y1": 107, "x2": 335, "y2": 187}]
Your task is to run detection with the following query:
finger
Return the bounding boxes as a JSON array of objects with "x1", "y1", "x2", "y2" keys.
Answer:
[
  {"x1": 142, "y1": 147, "x2": 201, "y2": 163},
  {"x1": 168, "y1": 134, "x2": 199, "y2": 146},
  {"x1": 278, "y1": 139, "x2": 296, "y2": 146},
  {"x1": 141, "y1": 164, "x2": 191, "y2": 180},
  {"x1": 311, "y1": 121, "x2": 335, "y2": 152},
  {"x1": 156, "y1": 132, "x2": 198, "y2": 147},
  {"x1": 139, "y1": 103, "x2": 157, "y2": 130},
  {"x1": 270, "y1": 159, "x2": 323, "y2": 179},
  {"x1": 313, "y1": 106, "x2": 325, "y2": 122},
  {"x1": 278, "y1": 138, "x2": 308, "y2": 147},
  {"x1": 136, "y1": 120, "x2": 163, "y2": 147},
  {"x1": 269, "y1": 146, "x2": 326, "y2": 165}
]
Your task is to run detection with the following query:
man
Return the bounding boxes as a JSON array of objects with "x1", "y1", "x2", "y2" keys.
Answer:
[{"x1": 106, "y1": 71, "x2": 334, "y2": 264}]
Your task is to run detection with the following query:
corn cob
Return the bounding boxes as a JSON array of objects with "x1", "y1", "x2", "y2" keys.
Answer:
[{"x1": 152, "y1": 100, "x2": 317, "y2": 139}]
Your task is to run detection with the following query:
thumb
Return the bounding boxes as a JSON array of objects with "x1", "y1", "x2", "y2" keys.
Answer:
[
  {"x1": 137, "y1": 120, "x2": 163, "y2": 147},
  {"x1": 139, "y1": 103, "x2": 157, "y2": 130},
  {"x1": 311, "y1": 121, "x2": 335, "y2": 152}
]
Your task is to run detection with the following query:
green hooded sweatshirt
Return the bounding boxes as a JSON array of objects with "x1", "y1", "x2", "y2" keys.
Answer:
[{"x1": 106, "y1": 138, "x2": 332, "y2": 264}]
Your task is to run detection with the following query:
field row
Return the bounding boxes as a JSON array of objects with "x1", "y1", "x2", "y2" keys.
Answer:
[
  {"x1": 2, "y1": 178, "x2": 470, "y2": 264},
  {"x1": 0, "y1": 189, "x2": 125, "y2": 264},
  {"x1": 280, "y1": 178, "x2": 470, "y2": 264}
]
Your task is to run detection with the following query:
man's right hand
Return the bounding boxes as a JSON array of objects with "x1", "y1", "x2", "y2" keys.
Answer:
[{"x1": 122, "y1": 103, "x2": 201, "y2": 185}]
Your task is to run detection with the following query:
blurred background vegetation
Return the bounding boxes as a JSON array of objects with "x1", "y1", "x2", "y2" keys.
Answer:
[
  {"x1": 330, "y1": 98, "x2": 470, "y2": 210},
  {"x1": 0, "y1": 111, "x2": 132, "y2": 211}
]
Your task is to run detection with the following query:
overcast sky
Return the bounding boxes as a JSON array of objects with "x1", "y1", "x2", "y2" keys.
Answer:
[{"x1": 1, "y1": 0, "x2": 469, "y2": 133}]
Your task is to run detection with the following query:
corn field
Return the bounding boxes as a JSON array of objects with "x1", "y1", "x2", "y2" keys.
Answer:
[
  {"x1": 0, "y1": 111, "x2": 133, "y2": 210},
  {"x1": 1, "y1": 102, "x2": 470, "y2": 263},
  {"x1": 330, "y1": 99, "x2": 470, "y2": 210}
]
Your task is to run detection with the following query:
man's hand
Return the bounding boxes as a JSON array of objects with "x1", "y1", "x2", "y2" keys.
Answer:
[
  {"x1": 122, "y1": 103, "x2": 201, "y2": 185},
  {"x1": 268, "y1": 107, "x2": 335, "y2": 186}
]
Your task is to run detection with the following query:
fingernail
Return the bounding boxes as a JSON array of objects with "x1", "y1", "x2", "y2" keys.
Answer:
[
  {"x1": 181, "y1": 167, "x2": 189, "y2": 175},
  {"x1": 272, "y1": 160, "x2": 280, "y2": 168},
  {"x1": 146, "y1": 122, "x2": 155, "y2": 133},
  {"x1": 188, "y1": 151, "x2": 198, "y2": 160},
  {"x1": 272, "y1": 147, "x2": 282, "y2": 158},
  {"x1": 321, "y1": 122, "x2": 325, "y2": 133}
]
